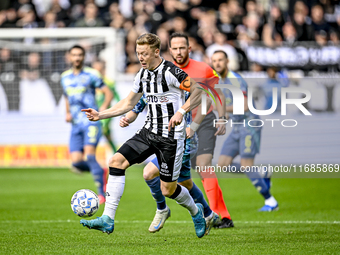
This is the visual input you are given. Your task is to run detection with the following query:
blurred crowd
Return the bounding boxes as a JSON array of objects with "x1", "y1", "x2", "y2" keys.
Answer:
[{"x1": 1, "y1": 0, "x2": 340, "y2": 74}]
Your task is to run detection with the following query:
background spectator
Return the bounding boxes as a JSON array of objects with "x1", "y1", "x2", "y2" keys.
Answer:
[
  {"x1": 311, "y1": 4, "x2": 330, "y2": 33},
  {"x1": 205, "y1": 32, "x2": 239, "y2": 71},
  {"x1": 74, "y1": 2, "x2": 105, "y2": 27},
  {"x1": 0, "y1": 48, "x2": 20, "y2": 110},
  {"x1": 0, "y1": 0, "x2": 340, "y2": 73},
  {"x1": 20, "y1": 52, "x2": 42, "y2": 81},
  {"x1": 292, "y1": 2, "x2": 315, "y2": 41}
]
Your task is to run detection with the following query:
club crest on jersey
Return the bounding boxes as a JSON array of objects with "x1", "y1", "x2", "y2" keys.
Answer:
[
  {"x1": 81, "y1": 76, "x2": 88, "y2": 84},
  {"x1": 175, "y1": 68, "x2": 182, "y2": 75}
]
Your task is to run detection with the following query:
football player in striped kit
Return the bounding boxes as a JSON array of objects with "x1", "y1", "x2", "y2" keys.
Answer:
[
  {"x1": 120, "y1": 93, "x2": 219, "y2": 235},
  {"x1": 80, "y1": 33, "x2": 207, "y2": 238}
]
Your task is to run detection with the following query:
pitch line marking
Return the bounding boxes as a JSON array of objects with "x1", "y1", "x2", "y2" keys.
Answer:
[{"x1": 0, "y1": 220, "x2": 339, "y2": 224}]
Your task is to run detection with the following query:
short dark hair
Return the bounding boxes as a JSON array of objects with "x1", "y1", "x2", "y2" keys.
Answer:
[
  {"x1": 69, "y1": 45, "x2": 85, "y2": 55},
  {"x1": 169, "y1": 32, "x2": 189, "y2": 47},
  {"x1": 213, "y1": 50, "x2": 228, "y2": 59}
]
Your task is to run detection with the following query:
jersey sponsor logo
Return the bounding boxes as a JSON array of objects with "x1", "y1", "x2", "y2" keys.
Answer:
[
  {"x1": 175, "y1": 68, "x2": 183, "y2": 75},
  {"x1": 65, "y1": 86, "x2": 86, "y2": 96},
  {"x1": 146, "y1": 95, "x2": 169, "y2": 103},
  {"x1": 141, "y1": 78, "x2": 150, "y2": 82},
  {"x1": 63, "y1": 78, "x2": 73, "y2": 86}
]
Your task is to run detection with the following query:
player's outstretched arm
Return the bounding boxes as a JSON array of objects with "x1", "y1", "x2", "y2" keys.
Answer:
[{"x1": 82, "y1": 91, "x2": 142, "y2": 121}]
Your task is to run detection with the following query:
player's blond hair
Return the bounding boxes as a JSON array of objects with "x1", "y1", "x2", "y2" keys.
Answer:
[{"x1": 136, "y1": 33, "x2": 161, "y2": 50}]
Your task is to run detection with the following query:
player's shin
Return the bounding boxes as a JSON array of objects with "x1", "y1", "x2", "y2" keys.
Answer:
[
  {"x1": 145, "y1": 176, "x2": 167, "y2": 210},
  {"x1": 168, "y1": 184, "x2": 206, "y2": 238},
  {"x1": 189, "y1": 182, "x2": 212, "y2": 217},
  {"x1": 169, "y1": 184, "x2": 198, "y2": 216},
  {"x1": 200, "y1": 167, "x2": 231, "y2": 219},
  {"x1": 87, "y1": 155, "x2": 105, "y2": 196},
  {"x1": 200, "y1": 168, "x2": 219, "y2": 213},
  {"x1": 102, "y1": 167, "x2": 126, "y2": 220},
  {"x1": 245, "y1": 171, "x2": 271, "y2": 199}
]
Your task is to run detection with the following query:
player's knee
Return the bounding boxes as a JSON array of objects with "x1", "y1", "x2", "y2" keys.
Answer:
[
  {"x1": 108, "y1": 153, "x2": 129, "y2": 169},
  {"x1": 70, "y1": 152, "x2": 83, "y2": 164},
  {"x1": 143, "y1": 165, "x2": 159, "y2": 181},
  {"x1": 143, "y1": 169, "x2": 153, "y2": 181},
  {"x1": 161, "y1": 184, "x2": 177, "y2": 197},
  {"x1": 196, "y1": 156, "x2": 213, "y2": 169},
  {"x1": 178, "y1": 179, "x2": 193, "y2": 190},
  {"x1": 108, "y1": 155, "x2": 120, "y2": 167},
  {"x1": 218, "y1": 155, "x2": 233, "y2": 167},
  {"x1": 161, "y1": 189, "x2": 172, "y2": 197}
]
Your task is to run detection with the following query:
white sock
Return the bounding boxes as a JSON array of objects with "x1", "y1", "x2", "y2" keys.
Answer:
[
  {"x1": 172, "y1": 185, "x2": 198, "y2": 216},
  {"x1": 102, "y1": 175, "x2": 125, "y2": 220},
  {"x1": 265, "y1": 196, "x2": 278, "y2": 207}
]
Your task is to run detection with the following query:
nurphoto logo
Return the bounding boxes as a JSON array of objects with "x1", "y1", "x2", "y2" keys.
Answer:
[{"x1": 200, "y1": 84, "x2": 312, "y2": 128}]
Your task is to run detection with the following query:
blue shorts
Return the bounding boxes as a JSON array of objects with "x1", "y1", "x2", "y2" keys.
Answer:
[
  {"x1": 151, "y1": 153, "x2": 192, "y2": 183},
  {"x1": 220, "y1": 126, "x2": 261, "y2": 159},
  {"x1": 69, "y1": 122, "x2": 102, "y2": 152}
]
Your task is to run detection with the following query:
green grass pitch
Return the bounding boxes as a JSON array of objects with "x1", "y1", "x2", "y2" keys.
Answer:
[{"x1": 0, "y1": 166, "x2": 339, "y2": 254}]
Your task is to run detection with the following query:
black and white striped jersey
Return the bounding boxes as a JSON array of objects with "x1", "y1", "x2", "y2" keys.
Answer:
[{"x1": 132, "y1": 59, "x2": 189, "y2": 140}]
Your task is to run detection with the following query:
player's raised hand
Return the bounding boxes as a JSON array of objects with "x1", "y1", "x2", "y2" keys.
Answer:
[
  {"x1": 168, "y1": 111, "x2": 183, "y2": 131},
  {"x1": 120, "y1": 116, "x2": 130, "y2": 127},
  {"x1": 81, "y1": 108, "x2": 99, "y2": 121}
]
